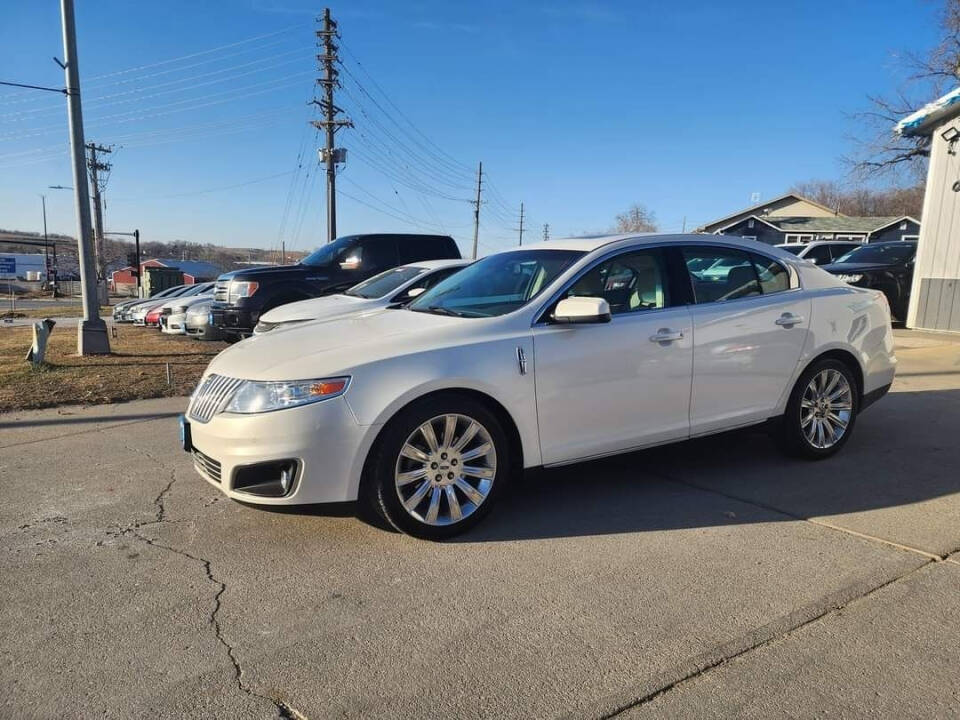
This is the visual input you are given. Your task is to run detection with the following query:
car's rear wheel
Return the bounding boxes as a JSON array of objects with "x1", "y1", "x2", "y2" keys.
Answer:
[
  {"x1": 779, "y1": 358, "x2": 859, "y2": 459},
  {"x1": 365, "y1": 395, "x2": 511, "y2": 539}
]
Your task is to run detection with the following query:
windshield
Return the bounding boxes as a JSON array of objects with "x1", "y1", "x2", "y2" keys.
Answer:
[
  {"x1": 300, "y1": 236, "x2": 357, "y2": 267},
  {"x1": 181, "y1": 283, "x2": 212, "y2": 297},
  {"x1": 344, "y1": 266, "x2": 424, "y2": 298},
  {"x1": 407, "y1": 249, "x2": 584, "y2": 318},
  {"x1": 835, "y1": 243, "x2": 916, "y2": 264}
]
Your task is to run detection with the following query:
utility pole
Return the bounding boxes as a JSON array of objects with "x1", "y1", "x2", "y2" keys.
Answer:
[
  {"x1": 471, "y1": 161, "x2": 483, "y2": 259},
  {"x1": 542, "y1": 223, "x2": 550, "y2": 242},
  {"x1": 59, "y1": 0, "x2": 109, "y2": 354},
  {"x1": 40, "y1": 195, "x2": 50, "y2": 280},
  {"x1": 85, "y1": 142, "x2": 112, "y2": 286},
  {"x1": 517, "y1": 202, "x2": 526, "y2": 246},
  {"x1": 312, "y1": 8, "x2": 352, "y2": 244}
]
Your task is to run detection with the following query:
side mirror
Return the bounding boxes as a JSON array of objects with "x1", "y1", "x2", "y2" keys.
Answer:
[
  {"x1": 406, "y1": 286, "x2": 426, "y2": 298},
  {"x1": 553, "y1": 296, "x2": 611, "y2": 324},
  {"x1": 339, "y1": 255, "x2": 361, "y2": 270}
]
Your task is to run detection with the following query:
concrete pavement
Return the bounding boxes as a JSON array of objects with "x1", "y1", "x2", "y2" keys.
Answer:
[{"x1": 1, "y1": 330, "x2": 959, "y2": 718}]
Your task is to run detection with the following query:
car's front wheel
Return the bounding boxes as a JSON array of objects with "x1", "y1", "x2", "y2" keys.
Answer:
[
  {"x1": 365, "y1": 395, "x2": 512, "y2": 539},
  {"x1": 779, "y1": 358, "x2": 859, "y2": 459}
]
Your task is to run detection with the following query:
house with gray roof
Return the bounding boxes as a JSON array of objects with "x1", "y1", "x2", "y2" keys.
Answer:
[{"x1": 713, "y1": 213, "x2": 920, "y2": 246}]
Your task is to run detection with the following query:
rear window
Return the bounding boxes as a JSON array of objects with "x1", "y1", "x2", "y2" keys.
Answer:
[{"x1": 397, "y1": 235, "x2": 458, "y2": 264}]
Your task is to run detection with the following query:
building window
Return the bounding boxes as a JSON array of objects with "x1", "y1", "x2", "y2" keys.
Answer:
[
  {"x1": 740, "y1": 235, "x2": 757, "y2": 242},
  {"x1": 785, "y1": 234, "x2": 814, "y2": 243},
  {"x1": 748, "y1": 218, "x2": 755, "y2": 229},
  {"x1": 902, "y1": 235, "x2": 919, "y2": 242},
  {"x1": 835, "y1": 235, "x2": 866, "y2": 243},
  {"x1": 900, "y1": 222, "x2": 908, "y2": 230}
]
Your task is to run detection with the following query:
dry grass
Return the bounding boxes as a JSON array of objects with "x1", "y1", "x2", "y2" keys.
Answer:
[{"x1": 0, "y1": 324, "x2": 227, "y2": 412}]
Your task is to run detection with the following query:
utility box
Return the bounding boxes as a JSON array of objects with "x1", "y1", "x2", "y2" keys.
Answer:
[{"x1": 143, "y1": 266, "x2": 184, "y2": 297}]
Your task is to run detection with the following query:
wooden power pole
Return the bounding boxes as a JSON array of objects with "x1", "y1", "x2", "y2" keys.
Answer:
[{"x1": 312, "y1": 8, "x2": 352, "y2": 244}]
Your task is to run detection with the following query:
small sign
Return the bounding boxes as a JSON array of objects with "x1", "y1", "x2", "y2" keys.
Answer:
[{"x1": 0, "y1": 257, "x2": 15, "y2": 273}]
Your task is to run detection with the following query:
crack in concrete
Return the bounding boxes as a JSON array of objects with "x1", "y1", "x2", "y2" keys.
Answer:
[
  {"x1": 597, "y1": 558, "x2": 936, "y2": 718},
  {"x1": 109, "y1": 471, "x2": 308, "y2": 720}
]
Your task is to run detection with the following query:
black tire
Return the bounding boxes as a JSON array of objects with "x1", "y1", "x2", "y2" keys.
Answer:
[
  {"x1": 363, "y1": 394, "x2": 513, "y2": 540},
  {"x1": 778, "y1": 358, "x2": 860, "y2": 460}
]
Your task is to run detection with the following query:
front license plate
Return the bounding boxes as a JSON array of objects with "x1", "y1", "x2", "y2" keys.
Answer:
[{"x1": 179, "y1": 414, "x2": 192, "y2": 453}]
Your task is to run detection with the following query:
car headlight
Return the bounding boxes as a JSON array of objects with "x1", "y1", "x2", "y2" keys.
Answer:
[
  {"x1": 223, "y1": 376, "x2": 350, "y2": 414},
  {"x1": 837, "y1": 274, "x2": 864, "y2": 283},
  {"x1": 228, "y1": 280, "x2": 259, "y2": 303}
]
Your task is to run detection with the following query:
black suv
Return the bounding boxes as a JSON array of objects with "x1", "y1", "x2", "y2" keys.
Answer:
[
  {"x1": 211, "y1": 233, "x2": 461, "y2": 339},
  {"x1": 822, "y1": 241, "x2": 917, "y2": 320}
]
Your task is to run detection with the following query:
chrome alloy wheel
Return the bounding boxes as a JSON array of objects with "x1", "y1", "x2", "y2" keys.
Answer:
[
  {"x1": 800, "y1": 368, "x2": 853, "y2": 449},
  {"x1": 394, "y1": 414, "x2": 497, "y2": 526}
]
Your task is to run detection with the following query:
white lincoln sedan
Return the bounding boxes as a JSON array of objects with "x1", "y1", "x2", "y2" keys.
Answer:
[{"x1": 181, "y1": 234, "x2": 896, "y2": 539}]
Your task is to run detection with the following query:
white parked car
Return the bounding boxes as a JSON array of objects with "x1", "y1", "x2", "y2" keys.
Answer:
[
  {"x1": 253, "y1": 259, "x2": 472, "y2": 335},
  {"x1": 160, "y1": 283, "x2": 215, "y2": 334},
  {"x1": 181, "y1": 234, "x2": 896, "y2": 539}
]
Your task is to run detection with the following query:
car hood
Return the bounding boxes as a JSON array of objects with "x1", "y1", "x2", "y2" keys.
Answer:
[
  {"x1": 207, "y1": 309, "x2": 480, "y2": 381},
  {"x1": 259, "y1": 294, "x2": 377, "y2": 324},
  {"x1": 822, "y1": 262, "x2": 899, "y2": 274}
]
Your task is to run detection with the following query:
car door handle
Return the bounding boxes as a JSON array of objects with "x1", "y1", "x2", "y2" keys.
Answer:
[
  {"x1": 649, "y1": 328, "x2": 684, "y2": 343},
  {"x1": 775, "y1": 313, "x2": 804, "y2": 327}
]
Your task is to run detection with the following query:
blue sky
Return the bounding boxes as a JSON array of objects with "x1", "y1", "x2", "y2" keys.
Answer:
[{"x1": 0, "y1": 0, "x2": 942, "y2": 257}]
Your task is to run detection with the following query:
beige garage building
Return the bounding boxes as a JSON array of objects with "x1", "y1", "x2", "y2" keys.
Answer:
[{"x1": 897, "y1": 88, "x2": 960, "y2": 333}]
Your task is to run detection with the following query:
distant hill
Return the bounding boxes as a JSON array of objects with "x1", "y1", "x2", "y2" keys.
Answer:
[{"x1": 0, "y1": 228, "x2": 304, "y2": 275}]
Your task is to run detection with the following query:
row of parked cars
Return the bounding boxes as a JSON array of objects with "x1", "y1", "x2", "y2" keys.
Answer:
[{"x1": 155, "y1": 232, "x2": 905, "y2": 539}]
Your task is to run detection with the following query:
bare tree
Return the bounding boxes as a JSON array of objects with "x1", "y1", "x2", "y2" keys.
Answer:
[
  {"x1": 790, "y1": 180, "x2": 925, "y2": 217},
  {"x1": 849, "y1": 0, "x2": 960, "y2": 179},
  {"x1": 613, "y1": 204, "x2": 658, "y2": 233}
]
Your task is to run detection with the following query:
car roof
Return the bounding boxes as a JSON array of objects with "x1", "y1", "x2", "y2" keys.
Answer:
[
  {"x1": 407, "y1": 258, "x2": 473, "y2": 270},
  {"x1": 496, "y1": 233, "x2": 799, "y2": 260}
]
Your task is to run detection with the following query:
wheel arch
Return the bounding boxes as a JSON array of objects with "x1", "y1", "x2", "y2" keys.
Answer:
[
  {"x1": 357, "y1": 387, "x2": 526, "y2": 500},
  {"x1": 800, "y1": 348, "x2": 864, "y2": 400}
]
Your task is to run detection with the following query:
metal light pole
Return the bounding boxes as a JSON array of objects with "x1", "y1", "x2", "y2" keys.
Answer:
[
  {"x1": 59, "y1": 0, "x2": 109, "y2": 354},
  {"x1": 47, "y1": 185, "x2": 72, "y2": 293},
  {"x1": 40, "y1": 195, "x2": 49, "y2": 281}
]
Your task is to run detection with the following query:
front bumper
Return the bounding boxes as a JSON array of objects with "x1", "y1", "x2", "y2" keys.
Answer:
[
  {"x1": 185, "y1": 396, "x2": 377, "y2": 505},
  {"x1": 162, "y1": 312, "x2": 188, "y2": 334},
  {"x1": 210, "y1": 306, "x2": 259, "y2": 337}
]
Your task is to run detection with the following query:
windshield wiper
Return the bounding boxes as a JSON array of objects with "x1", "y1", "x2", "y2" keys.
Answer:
[{"x1": 416, "y1": 305, "x2": 467, "y2": 317}]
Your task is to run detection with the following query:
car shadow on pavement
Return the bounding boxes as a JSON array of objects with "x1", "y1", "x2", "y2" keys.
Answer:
[{"x1": 450, "y1": 387, "x2": 960, "y2": 543}]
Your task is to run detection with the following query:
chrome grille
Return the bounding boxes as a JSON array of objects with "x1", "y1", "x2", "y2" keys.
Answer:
[
  {"x1": 214, "y1": 280, "x2": 229, "y2": 303},
  {"x1": 188, "y1": 373, "x2": 244, "y2": 423},
  {"x1": 192, "y1": 448, "x2": 222, "y2": 482}
]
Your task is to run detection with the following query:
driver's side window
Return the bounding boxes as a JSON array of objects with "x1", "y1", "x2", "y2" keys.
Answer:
[{"x1": 562, "y1": 249, "x2": 667, "y2": 315}]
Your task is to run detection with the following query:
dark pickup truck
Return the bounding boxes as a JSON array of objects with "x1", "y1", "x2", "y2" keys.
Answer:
[{"x1": 210, "y1": 233, "x2": 461, "y2": 339}]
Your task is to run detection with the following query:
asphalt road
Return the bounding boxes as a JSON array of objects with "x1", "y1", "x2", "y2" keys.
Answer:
[{"x1": 1, "y1": 330, "x2": 959, "y2": 719}]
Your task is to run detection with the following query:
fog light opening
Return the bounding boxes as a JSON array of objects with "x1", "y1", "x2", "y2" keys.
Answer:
[{"x1": 233, "y1": 460, "x2": 300, "y2": 498}]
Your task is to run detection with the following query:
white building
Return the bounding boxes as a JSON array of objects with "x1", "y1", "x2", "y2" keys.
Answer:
[{"x1": 897, "y1": 88, "x2": 960, "y2": 333}]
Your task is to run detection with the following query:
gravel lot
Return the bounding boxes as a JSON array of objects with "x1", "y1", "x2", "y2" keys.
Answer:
[{"x1": 1, "y1": 329, "x2": 958, "y2": 719}]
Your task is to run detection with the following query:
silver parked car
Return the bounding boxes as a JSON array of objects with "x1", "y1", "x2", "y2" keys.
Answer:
[{"x1": 185, "y1": 299, "x2": 224, "y2": 341}]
